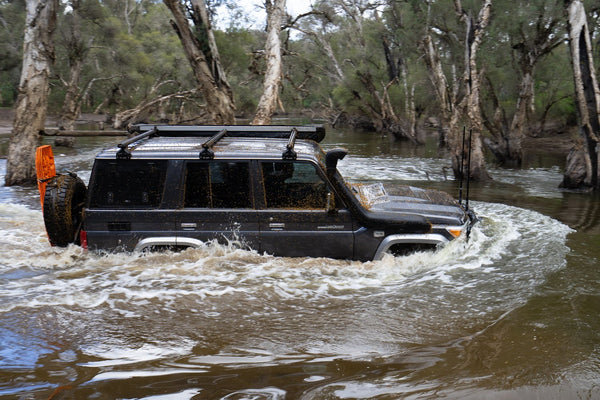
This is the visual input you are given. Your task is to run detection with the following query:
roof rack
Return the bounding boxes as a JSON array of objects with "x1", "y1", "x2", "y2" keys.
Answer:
[
  {"x1": 199, "y1": 129, "x2": 227, "y2": 159},
  {"x1": 128, "y1": 124, "x2": 326, "y2": 143},
  {"x1": 116, "y1": 126, "x2": 158, "y2": 159}
]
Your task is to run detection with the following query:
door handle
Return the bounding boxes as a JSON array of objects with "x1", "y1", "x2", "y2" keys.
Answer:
[
  {"x1": 269, "y1": 222, "x2": 285, "y2": 230},
  {"x1": 181, "y1": 222, "x2": 197, "y2": 231}
]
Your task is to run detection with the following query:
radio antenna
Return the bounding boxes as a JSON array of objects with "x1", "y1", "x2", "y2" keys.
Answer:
[
  {"x1": 458, "y1": 126, "x2": 466, "y2": 206},
  {"x1": 465, "y1": 128, "x2": 473, "y2": 213}
]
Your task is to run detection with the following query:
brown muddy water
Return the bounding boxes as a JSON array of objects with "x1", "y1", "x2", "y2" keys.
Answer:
[{"x1": 0, "y1": 128, "x2": 598, "y2": 399}]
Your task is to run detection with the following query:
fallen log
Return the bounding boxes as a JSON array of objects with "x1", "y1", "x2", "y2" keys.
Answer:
[{"x1": 43, "y1": 129, "x2": 127, "y2": 137}]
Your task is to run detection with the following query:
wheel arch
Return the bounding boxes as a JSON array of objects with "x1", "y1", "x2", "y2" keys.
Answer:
[{"x1": 373, "y1": 233, "x2": 448, "y2": 260}]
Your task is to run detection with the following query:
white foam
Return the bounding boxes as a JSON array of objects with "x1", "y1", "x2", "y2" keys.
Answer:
[{"x1": 0, "y1": 200, "x2": 573, "y2": 321}]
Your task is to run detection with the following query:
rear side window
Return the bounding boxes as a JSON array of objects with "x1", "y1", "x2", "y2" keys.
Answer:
[
  {"x1": 89, "y1": 160, "x2": 167, "y2": 208},
  {"x1": 184, "y1": 161, "x2": 252, "y2": 208}
]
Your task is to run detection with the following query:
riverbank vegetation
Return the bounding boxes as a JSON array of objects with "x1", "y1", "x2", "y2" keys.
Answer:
[{"x1": 1, "y1": 0, "x2": 600, "y2": 189}]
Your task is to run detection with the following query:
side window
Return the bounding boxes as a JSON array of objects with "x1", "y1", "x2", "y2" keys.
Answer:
[
  {"x1": 89, "y1": 160, "x2": 167, "y2": 208},
  {"x1": 261, "y1": 161, "x2": 328, "y2": 209},
  {"x1": 184, "y1": 161, "x2": 252, "y2": 208},
  {"x1": 184, "y1": 163, "x2": 210, "y2": 207}
]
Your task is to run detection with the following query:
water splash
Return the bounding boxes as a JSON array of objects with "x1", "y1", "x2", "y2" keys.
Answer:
[{"x1": 0, "y1": 201, "x2": 572, "y2": 316}]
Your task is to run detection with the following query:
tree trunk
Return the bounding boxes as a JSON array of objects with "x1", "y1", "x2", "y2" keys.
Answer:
[
  {"x1": 482, "y1": 7, "x2": 562, "y2": 167},
  {"x1": 561, "y1": 0, "x2": 600, "y2": 190},
  {"x1": 163, "y1": 0, "x2": 235, "y2": 125},
  {"x1": 5, "y1": 0, "x2": 58, "y2": 186},
  {"x1": 58, "y1": 58, "x2": 83, "y2": 131},
  {"x1": 421, "y1": 0, "x2": 491, "y2": 181},
  {"x1": 322, "y1": 39, "x2": 345, "y2": 82},
  {"x1": 382, "y1": 35, "x2": 399, "y2": 82},
  {"x1": 252, "y1": 0, "x2": 286, "y2": 126},
  {"x1": 506, "y1": 70, "x2": 534, "y2": 165},
  {"x1": 401, "y1": 61, "x2": 419, "y2": 142},
  {"x1": 289, "y1": 26, "x2": 344, "y2": 83},
  {"x1": 57, "y1": 0, "x2": 88, "y2": 131},
  {"x1": 457, "y1": 0, "x2": 491, "y2": 181},
  {"x1": 484, "y1": 68, "x2": 534, "y2": 167},
  {"x1": 421, "y1": 34, "x2": 454, "y2": 145}
]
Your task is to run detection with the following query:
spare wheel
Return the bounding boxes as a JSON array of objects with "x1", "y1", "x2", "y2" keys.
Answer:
[{"x1": 43, "y1": 173, "x2": 87, "y2": 247}]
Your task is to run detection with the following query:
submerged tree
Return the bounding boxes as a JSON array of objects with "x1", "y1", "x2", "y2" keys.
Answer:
[
  {"x1": 5, "y1": 0, "x2": 58, "y2": 186},
  {"x1": 561, "y1": 0, "x2": 600, "y2": 190},
  {"x1": 421, "y1": 0, "x2": 491, "y2": 181},
  {"x1": 304, "y1": 0, "x2": 418, "y2": 139},
  {"x1": 163, "y1": 0, "x2": 235, "y2": 124},
  {"x1": 482, "y1": 0, "x2": 564, "y2": 167},
  {"x1": 56, "y1": 0, "x2": 91, "y2": 131}
]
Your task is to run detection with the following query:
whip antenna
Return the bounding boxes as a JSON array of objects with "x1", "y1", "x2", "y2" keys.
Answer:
[
  {"x1": 458, "y1": 126, "x2": 466, "y2": 206},
  {"x1": 465, "y1": 128, "x2": 473, "y2": 213}
]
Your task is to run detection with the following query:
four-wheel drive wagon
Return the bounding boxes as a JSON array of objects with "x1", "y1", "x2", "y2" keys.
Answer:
[{"x1": 38, "y1": 124, "x2": 476, "y2": 261}]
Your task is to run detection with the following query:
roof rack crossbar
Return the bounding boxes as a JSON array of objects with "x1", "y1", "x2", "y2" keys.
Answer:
[
  {"x1": 116, "y1": 126, "x2": 158, "y2": 159},
  {"x1": 282, "y1": 128, "x2": 298, "y2": 160},
  {"x1": 199, "y1": 129, "x2": 228, "y2": 159}
]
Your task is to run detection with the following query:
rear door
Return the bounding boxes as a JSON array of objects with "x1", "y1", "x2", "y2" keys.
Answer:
[
  {"x1": 176, "y1": 160, "x2": 259, "y2": 249},
  {"x1": 258, "y1": 160, "x2": 355, "y2": 259}
]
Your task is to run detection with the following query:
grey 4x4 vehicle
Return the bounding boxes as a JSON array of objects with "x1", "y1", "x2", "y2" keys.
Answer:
[{"x1": 41, "y1": 125, "x2": 476, "y2": 261}]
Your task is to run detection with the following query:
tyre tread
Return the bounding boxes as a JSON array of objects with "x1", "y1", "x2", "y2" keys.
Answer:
[{"x1": 43, "y1": 174, "x2": 87, "y2": 247}]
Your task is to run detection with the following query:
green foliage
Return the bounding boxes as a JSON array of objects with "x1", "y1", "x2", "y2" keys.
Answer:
[
  {"x1": 0, "y1": 0, "x2": 25, "y2": 106},
  {"x1": 48, "y1": 0, "x2": 193, "y2": 114},
  {"x1": 214, "y1": 28, "x2": 263, "y2": 114},
  {"x1": 534, "y1": 46, "x2": 577, "y2": 123},
  {"x1": 2, "y1": 0, "x2": 599, "y2": 131}
]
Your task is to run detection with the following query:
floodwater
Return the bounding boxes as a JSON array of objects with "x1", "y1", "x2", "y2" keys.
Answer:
[{"x1": 0, "y1": 128, "x2": 598, "y2": 399}]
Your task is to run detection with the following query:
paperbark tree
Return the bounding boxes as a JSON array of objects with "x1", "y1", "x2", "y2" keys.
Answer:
[
  {"x1": 561, "y1": 0, "x2": 600, "y2": 190},
  {"x1": 5, "y1": 0, "x2": 58, "y2": 187},
  {"x1": 57, "y1": 0, "x2": 88, "y2": 131},
  {"x1": 163, "y1": 0, "x2": 235, "y2": 124},
  {"x1": 483, "y1": 2, "x2": 563, "y2": 167},
  {"x1": 378, "y1": 4, "x2": 423, "y2": 143},
  {"x1": 308, "y1": 0, "x2": 417, "y2": 140},
  {"x1": 288, "y1": 9, "x2": 345, "y2": 84},
  {"x1": 458, "y1": 0, "x2": 492, "y2": 181},
  {"x1": 421, "y1": 0, "x2": 491, "y2": 180},
  {"x1": 252, "y1": 0, "x2": 286, "y2": 125}
]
